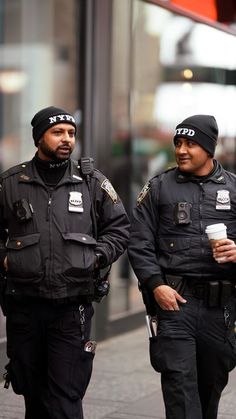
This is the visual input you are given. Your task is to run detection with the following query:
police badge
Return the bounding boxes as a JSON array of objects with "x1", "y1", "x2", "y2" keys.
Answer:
[
  {"x1": 68, "y1": 191, "x2": 84, "y2": 212},
  {"x1": 216, "y1": 190, "x2": 231, "y2": 210}
]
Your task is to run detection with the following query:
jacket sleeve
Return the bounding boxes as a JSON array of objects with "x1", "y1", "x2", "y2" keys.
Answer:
[
  {"x1": 92, "y1": 174, "x2": 130, "y2": 267},
  {"x1": 128, "y1": 179, "x2": 165, "y2": 290}
]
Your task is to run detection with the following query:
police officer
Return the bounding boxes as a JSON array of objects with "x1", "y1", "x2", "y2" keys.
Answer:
[
  {"x1": 128, "y1": 114, "x2": 236, "y2": 419},
  {"x1": 0, "y1": 106, "x2": 130, "y2": 419}
]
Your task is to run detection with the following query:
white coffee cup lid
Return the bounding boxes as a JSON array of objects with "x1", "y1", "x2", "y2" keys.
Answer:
[{"x1": 205, "y1": 223, "x2": 227, "y2": 233}]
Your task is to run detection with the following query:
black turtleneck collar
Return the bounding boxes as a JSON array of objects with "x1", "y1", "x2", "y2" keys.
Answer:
[
  {"x1": 176, "y1": 159, "x2": 224, "y2": 184},
  {"x1": 33, "y1": 153, "x2": 69, "y2": 187}
]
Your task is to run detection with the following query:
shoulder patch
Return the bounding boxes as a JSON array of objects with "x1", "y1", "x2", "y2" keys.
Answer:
[
  {"x1": 101, "y1": 179, "x2": 118, "y2": 203},
  {"x1": 137, "y1": 182, "x2": 151, "y2": 206}
]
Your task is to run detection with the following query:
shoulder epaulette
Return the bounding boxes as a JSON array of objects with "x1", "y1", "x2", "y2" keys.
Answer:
[
  {"x1": 91, "y1": 168, "x2": 106, "y2": 182},
  {"x1": 73, "y1": 159, "x2": 103, "y2": 182},
  {"x1": 151, "y1": 166, "x2": 177, "y2": 182},
  {"x1": 0, "y1": 161, "x2": 29, "y2": 180}
]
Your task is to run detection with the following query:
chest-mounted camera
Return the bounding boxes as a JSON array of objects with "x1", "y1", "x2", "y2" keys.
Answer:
[
  {"x1": 13, "y1": 199, "x2": 33, "y2": 222},
  {"x1": 174, "y1": 202, "x2": 192, "y2": 225}
]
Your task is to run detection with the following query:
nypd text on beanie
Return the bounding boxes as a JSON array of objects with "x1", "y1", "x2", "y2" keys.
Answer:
[
  {"x1": 31, "y1": 106, "x2": 77, "y2": 146},
  {"x1": 173, "y1": 114, "x2": 218, "y2": 156}
]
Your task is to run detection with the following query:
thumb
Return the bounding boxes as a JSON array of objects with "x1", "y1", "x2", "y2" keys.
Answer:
[{"x1": 175, "y1": 291, "x2": 187, "y2": 303}]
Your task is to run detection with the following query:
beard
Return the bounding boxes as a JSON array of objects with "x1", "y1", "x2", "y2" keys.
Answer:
[{"x1": 39, "y1": 138, "x2": 73, "y2": 161}]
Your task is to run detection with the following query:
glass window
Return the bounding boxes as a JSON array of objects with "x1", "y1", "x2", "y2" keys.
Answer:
[
  {"x1": 109, "y1": 0, "x2": 236, "y2": 320},
  {"x1": 0, "y1": 0, "x2": 81, "y2": 342},
  {"x1": 0, "y1": 0, "x2": 81, "y2": 172},
  {"x1": 131, "y1": 0, "x2": 236, "y2": 189},
  {"x1": 109, "y1": 0, "x2": 143, "y2": 318}
]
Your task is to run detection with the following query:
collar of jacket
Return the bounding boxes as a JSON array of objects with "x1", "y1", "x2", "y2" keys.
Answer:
[
  {"x1": 175, "y1": 160, "x2": 226, "y2": 184},
  {"x1": 17, "y1": 159, "x2": 84, "y2": 185}
]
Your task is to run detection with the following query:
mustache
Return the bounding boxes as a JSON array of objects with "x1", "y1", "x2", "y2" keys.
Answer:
[{"x1": 57, "y1": 145, "x2": 72, "y2": 151}]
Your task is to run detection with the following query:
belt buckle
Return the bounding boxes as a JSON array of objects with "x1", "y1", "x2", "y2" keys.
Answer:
[{"x1": 193, "y1": 283, "x2": 205, "y2": 299}]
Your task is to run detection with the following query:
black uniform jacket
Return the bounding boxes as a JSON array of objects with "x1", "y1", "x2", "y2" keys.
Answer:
[
  {"x1": 0, "y1": 159, "x2": 130, "y2": 300},
  {"x1": 128, "y1": 160, "x2": 236, "y2": 292}
]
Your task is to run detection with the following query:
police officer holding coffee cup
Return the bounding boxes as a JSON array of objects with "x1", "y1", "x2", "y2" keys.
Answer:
[{"x1": 128, "y1": 114, "x2": 236, "y2": 419}]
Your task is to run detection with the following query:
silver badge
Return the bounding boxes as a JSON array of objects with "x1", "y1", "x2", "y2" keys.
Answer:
[
  {"x1": 216, "y1": 190, "x2": 231, "y2": 210},
  {"x1": 68, "y1": 192, "x2": 84, "y2": 212}
]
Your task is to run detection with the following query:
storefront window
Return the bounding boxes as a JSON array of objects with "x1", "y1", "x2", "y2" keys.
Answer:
[
  {"x1": 0, "y1": 0, "x2": 80, "y2": 172},
  {"x1": 131, "y1": 0, "x2": 236, "y2": 191},
  {"x1": 0, "y1": 0, "x2": 80, "y2": 343},
  {"x1": 109, "y1": 0, "x2": 236, "y2": 320},
  {"x1": 109, "y1": 0, "x2": 142, "y2": 318}
]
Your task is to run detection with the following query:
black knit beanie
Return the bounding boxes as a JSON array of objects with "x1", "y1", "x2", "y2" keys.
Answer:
[
  {"x1": 31, "y1": 106, "x2": 77, "y2": 146},
  {"x1": 173, "y1": 114, "x2": 218, "y2": 156}
]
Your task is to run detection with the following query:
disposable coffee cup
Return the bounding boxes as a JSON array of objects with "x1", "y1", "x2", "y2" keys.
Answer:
[{"x1": 205, "y1": 223, "x2": 227, "y2": 262}]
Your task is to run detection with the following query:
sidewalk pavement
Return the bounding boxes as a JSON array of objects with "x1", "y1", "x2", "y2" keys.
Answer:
[{"x1": 0, "y1": 325, "x2": 236, "y2": 419}]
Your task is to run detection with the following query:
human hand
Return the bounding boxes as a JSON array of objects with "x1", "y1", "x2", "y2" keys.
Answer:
[
  {"x1": 213, "y1": 238, "x2": 236, "y2": 263},
  {"x1": 153, "y1": 285, "x2": 187, "y2": 311}
]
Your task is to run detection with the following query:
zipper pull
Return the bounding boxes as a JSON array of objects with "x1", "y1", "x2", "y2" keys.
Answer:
[{"x1": 47, "y1": 196, "x2": 52, "y2": 221}]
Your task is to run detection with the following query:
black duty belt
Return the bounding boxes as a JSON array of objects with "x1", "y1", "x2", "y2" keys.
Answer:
[
  {"x1": 5, "y1": 295, "x2": 90, "y2": 307},
  {"x1": 165, "y1": 274, "x2": 236, "y2": 307},
  {"x1": 187, "y1": 280, "x2": 236, "y2": 307}
]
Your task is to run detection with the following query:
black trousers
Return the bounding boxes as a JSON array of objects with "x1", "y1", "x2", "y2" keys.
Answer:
[
  {"x1": 149, "y1": 294, "x2": 236, "y2": 419},
  {"x1": 6, "y1": 300, "x2": 94, "y2": 419}
]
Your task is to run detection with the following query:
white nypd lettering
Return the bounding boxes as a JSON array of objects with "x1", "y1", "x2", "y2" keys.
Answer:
[
  {"x1": 175, "y1": 128, "x2": 195, "y2": 137},
  {"x1": 49, "y1": 114, "x2": 75, "y2": 124},
  {"x1": 49, "y1": 116, "x2": 57, "y2": 124},
  {"x1": 66, "y1": 115, "x2": 74, "y2": 121}
]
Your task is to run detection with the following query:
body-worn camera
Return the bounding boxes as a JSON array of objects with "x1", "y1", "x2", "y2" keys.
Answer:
[
  {"x1": 13, "y1": 199, "x2": 33, "y2": 222},
  {"x1": 174, "y1": 202, "x2": 192, "y2": 225},
  {"x1": 93, "y1": 278, "x2": 110, "y2": 302},
  {"x1": 93, "y1": 266, "x2": 110, "y2": 302}
]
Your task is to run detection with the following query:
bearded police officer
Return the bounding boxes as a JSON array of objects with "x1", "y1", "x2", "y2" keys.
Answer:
[
  {"x1": 0, "y1": 106, "x2": 130, "y2": 419},
  {"x1": 128, "y1": 115, "x2": 236, "y2": 419}
]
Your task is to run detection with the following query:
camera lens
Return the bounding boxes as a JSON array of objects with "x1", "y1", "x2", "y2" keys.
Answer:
[
  {"x1": 178, "y1": 211, "x2": 187, "y2": 220},
  {"x1": 17, "y1": 208, "x2": 26, "y2": 218}
]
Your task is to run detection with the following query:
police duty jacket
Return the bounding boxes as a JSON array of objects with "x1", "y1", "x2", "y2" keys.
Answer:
[
  {"x1": 0, "y1": 158, "x2": 130, "y2": 300},
  {"x1": 128, "y1": 160, "x2": 236, "y2": 292}
]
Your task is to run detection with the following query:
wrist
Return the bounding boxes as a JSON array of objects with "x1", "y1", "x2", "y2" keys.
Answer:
[{"x1": 95, "y1": 253, "x2": 106, "y2": 268}]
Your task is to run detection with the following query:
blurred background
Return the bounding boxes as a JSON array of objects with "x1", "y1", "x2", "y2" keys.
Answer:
[{"x1": 1, "y1": 0, "x2": 236, "y2": 366}]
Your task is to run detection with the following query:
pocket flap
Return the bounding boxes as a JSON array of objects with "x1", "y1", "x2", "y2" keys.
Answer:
[
  {"x1": 62, "y1": 233, "x2": 97, "y2": 245},
  {"x1": 158, "y1": 237, "x2": 190, "y2": 253},
  {"x1": 6, "y1": 233, "x2": 40, "y2": 250}
]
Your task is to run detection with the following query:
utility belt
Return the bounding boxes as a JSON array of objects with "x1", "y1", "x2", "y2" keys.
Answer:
[
  {"x1": 165, "y1": 274, "x2": 236, "y2": 308},
  {"x1": 5, "y1": 294, "x2": 90, "y2": 308}
]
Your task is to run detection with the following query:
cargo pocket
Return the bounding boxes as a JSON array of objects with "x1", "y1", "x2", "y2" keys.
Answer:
[
  {"x1": 6, "y1": 233, "x2": 42, "y2": 280},
  {"x1": 62, "y1": 233, "x2": 97, "y2": 277},
  {"x1": 4, "y1": 359, "x2": 26, "y2": 395},
  {"x1": 149, "y1": 336, "x2": 162, "y2": 373},
  {"x1": 226, "y1": 325, "x2": 236, "y2": 371},
  {"x1": 158, "y1": 237, "x2": 191, "y2": 269},
  {"x1": 77, "y1": 350, "x2": 95, "y2": 399}
]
